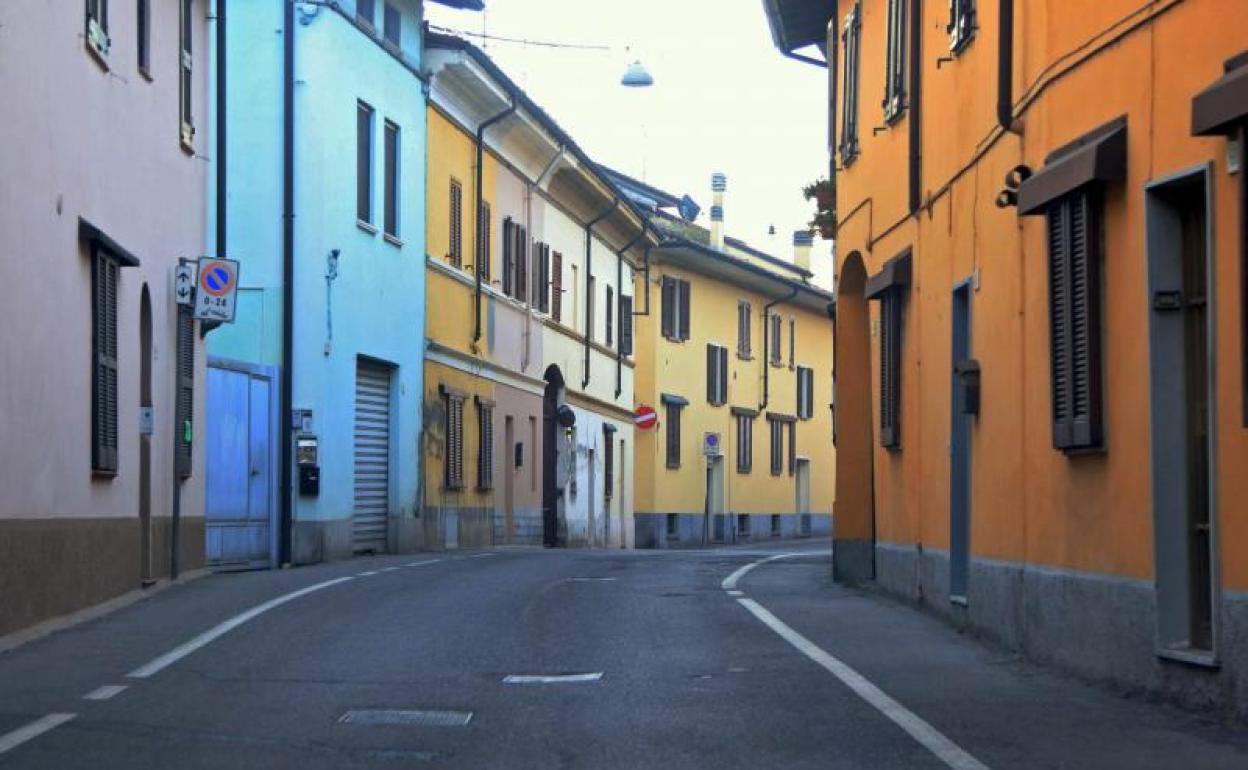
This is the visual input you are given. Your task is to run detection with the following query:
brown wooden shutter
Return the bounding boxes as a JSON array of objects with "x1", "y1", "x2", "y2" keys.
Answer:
[
  {"x1": 92, "y1": 248, "x2": 120, "y2": 474},
  {"x1": 477, "y1": 402, "x2": 493, "y2": 490},
  {"x1": 665, "y1": 404, "x2": 681, "y2": 468},
  {"x1": 738, "y1": 301, "x2": 751, "y2": 357},
  {"x1": 706, "y1": 344, "x2": 717, "y2": 404},
  {"x1": 529, "y1": 239, "x2": 540, "y2": 307},
  {"x1": 769, "y1": 418, "x2": 782, "y2": 475},
  {"x1": 552, "y1": 250, "x2": 563, "y2": 321},
  {"x1": 606, "y1": 285, "x2": 614, "y2": 346},
  {"x1": 540, "y1": 244, "x2": 551, "y2": 312},
  {"x1": 788, "y1": 421, "x2": 796, "y2": 475},
  {"x1": 479, "y1": 201, "x2": 491, "y2": 281},
  {"x1": 502, "y1": 218, "x2": 514, "y2": 296},
  {"x1": 619, "y1": 294, "x2": 633, "y2": 355},
  {"x1": 175, "y1": 306, "x2": 194, "y2": 479},
  {"x1": 603, "y1": 427, "x2": 615, "y2": 501},
  {"x1": 449, "y1": 179, "x2": 463, "y2": 267},
  {"x1": 789, "y1": 318, "x2": 796, "y2": 368},
  {"x1": 516, "y1": 226, "x2": 528, "y2": 302},
  {"x1": 661, "y1": 276, "x2": 675, "y2": 339},
  {"x1": 718, "y1": 346, "x2": 729, "y2": 404},
  {"x1": 445, "y1": 394, "x2": 464, "y2": 489},
  {"x1": 879, "y1": 291, "x2": 902, "y2": 448},
  {"x1": 678, "y1": 279, "x2": 691, "y2": 340}
]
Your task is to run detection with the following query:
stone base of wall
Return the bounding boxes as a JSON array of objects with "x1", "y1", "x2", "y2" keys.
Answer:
[
  {"x1": 419, "y1": 506, "x2": 494, "y2": 550},
  {"x1": 0, "y1": 516, "x2": 205, "y2": 638},
  {"x1": 635, "y1": 513, "x2": 830, "y2": 549},
  {"x1": 874, "y1": 541, "x2": 1248, "y2": 723},
  {"x1": 492, "y1": 508, "x2": 545, "y2": 546},
  {"x1": 292, "y1": 518, "x2": 353, "y2": 564}
]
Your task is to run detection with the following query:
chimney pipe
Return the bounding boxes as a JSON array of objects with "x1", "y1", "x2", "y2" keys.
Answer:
[
  {"x1": 793, "y1": 230, "x2": 813, "y2": 272},
  {"x1": 710, "y1": 172, "x2": 726, "y2": 251}
]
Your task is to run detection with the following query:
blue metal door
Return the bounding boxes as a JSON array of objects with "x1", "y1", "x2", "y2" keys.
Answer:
[
  {"x1": 950, "y1": 285, "x2": 971, "y2": 600},
  {"x1": 206, "y1": 362, "x2": 274, "y2": 569}
]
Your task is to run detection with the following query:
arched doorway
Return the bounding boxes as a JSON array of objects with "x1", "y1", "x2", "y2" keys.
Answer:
[
  {"x1": 542, "y1": 365, "x2": 566, "y2": 547},
  {"x1": 139, "y1": 285, "x2": 154, "y2": 586},
  {"x1": 834, "y1": 252, "x2": 875, "y2": 582}
]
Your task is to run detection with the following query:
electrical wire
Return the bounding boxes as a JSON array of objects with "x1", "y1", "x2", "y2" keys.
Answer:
[{"x1": 427, "y1": 23, "x2": 613, "y2": 51}]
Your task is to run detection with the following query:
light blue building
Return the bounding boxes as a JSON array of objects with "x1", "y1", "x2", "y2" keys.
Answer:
[{"x1": 206, "y1": 0, "x2": 482, "y2": 567}]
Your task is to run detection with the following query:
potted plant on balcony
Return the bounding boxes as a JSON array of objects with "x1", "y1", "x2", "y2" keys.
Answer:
[
  {"x1": 808, "y1": 211, "x2": 835, "y2": 240},
  {"x1": 802, "y1": 178, "x2": 834, "y2": 210}
]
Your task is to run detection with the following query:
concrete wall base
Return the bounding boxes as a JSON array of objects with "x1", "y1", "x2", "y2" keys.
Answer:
[
  {"x1": 291, "y1": 518, "x2": 352, "y2": 564},
  {"x1": 832, "y1": 537, "x2": 874, "y2": 584},
  {"x1": 635, "y1": 513, "x2": 831, "y2": 549}
]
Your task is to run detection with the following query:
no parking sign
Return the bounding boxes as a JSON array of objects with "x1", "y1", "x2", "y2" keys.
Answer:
[{"x1": 193, "y1": 258, "x2": 240, "y2": 322}]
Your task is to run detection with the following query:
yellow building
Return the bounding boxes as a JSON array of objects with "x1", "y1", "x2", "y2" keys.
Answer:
[
  {"x1": 622, "y1": 171, "x2": 837, "y2": 546},
  {"x1": 422, "y1": 33, "x2": 647, "y2": 548},
  {"x1": 765, "y1": 0, "x2": 1248, "y2": 720}
]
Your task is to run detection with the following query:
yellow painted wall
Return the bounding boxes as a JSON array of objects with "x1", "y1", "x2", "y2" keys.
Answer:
[{"x1": 422, "y1": 361, "x2": 495, "y2": 513}]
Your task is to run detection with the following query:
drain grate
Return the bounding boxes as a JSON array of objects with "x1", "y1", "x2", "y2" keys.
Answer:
[{"x1": 338, "y1": 709, "x2": 473, "y2": 727}]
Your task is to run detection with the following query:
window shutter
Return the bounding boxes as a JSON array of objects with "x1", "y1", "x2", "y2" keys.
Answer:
[
  {"x1": 661, "y1": 276, "x2": 675, "y2": 339},
  {"x1": 718, "y1": 346, "x2": 729, "y2": 404},
  {"x1": 606, "y1": 286, "x2": 614, "y2": 346},
  {"x1": 502, "y1": 218, "x2": 514, "y2": 296},
  {"x1": 449, "y1": 179, "x2": 463, "y2": 267},
  {"x1": 445, "y1": 395, "x2": 464, "y2": 489},
  {"x1": 879, "y1": 292, "x2": 902, "y2": 448},
  {"x1": 770, "y1": 314, "x2": 782, "y2": 365},
  {"x1": 619, "y1": 295, "x2": 634, "y2": 355},
  {"x1": 92, "y1": 248, "x2": 120, "y2": 474},
  {"x1": 678, "y1": 279, "x2": 691, "y2": 340},
  {"x1": 603, "y1": 427, "x2": 615, "y2": 501},
  {"x1": 788, "y1": 422, "x2": 796, "y2": 475},
  {"x1": 179, "y1": 0, "x2": 194, "y2": 147},
  {"x1": 529, "y1": 239, "x2": 540, "y2": 307},
  {"x1": 357, "y1": 102, "x2": 373, "y2": 224},
  {"x1": 706, "y1": 344, "x2": 717, "y2": 404},
  {"x1": 175, "y1": 306, "x2": 194, "y2": 479},
  {"x1": 789, "y1": 319, "x2": 796, "y2": 368},
  {"x1": 552, "y1": 251, "x2": 563, "y2": 321},
  {"x1": 665, "y1": 404, "x2": 681, "y2": 468},
  {"x1": 477, "y1": 402, "x2": 493, "y2": 490},
  {"x1": 541, "y1": 244, "x2": 551, "y2": 312},
  {"x1": 516, "y1": 226, "x2": 528, "y2": 302},
  {"x1": 479, "y1": 202, "x2": 491, "y2": 281}
]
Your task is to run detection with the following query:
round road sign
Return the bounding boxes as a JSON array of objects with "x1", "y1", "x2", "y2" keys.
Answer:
[
  {"x1": 199, "y1": 261, "x2": 235, "y2": 297},
  {"x1": 635, "y1": 405, "x2": 658, "y2": 430}
]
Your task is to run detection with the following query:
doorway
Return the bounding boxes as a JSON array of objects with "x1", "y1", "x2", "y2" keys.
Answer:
[
  {"x1": 1146, "y1": 166, "x2": 1218, "y2": 656},
  {"x1": 352, "y1": 357, "x2": 393, "y2": 554},
  {"x1": 504, "y1": 415, "x2": 515, "y2": 542},
  {"x1": 542, "y1": 366, "x2": 565, "y2": 547},
  {"x1": 795, "y1": 458, "x2": 811, "y2": 536},
  {"x1": 950, "y1": 282, "x2": 972, "y2": 602},
  {"x1": 834, "y1": 252, "x2": 875, "y2": 581},
  {"x1": 139, "y1": 286, "x2": 153, "y2": 585},
  {"x1": 705, "y1": 455, "x2": 725, "y2": 544}
]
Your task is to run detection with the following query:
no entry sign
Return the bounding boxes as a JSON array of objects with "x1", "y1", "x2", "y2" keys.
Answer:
[
  {"x1": 194, "y1": 258, "x2": 239, "y2": 322},
  {"x1": 635, "y1": 405, "x2": 657, "y2": 430}
]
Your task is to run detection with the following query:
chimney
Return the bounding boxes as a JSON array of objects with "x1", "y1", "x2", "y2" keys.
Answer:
[
  {"x1": 710, "y1": 172, "x2": 726, "y2": 251},
  {"x1": 793, "y1": 230, "x2": 813, "y2": 272}
]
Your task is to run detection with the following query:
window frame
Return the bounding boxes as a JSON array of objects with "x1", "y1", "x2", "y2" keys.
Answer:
[
  {"x1": 948, "y1": 0, "x2": 976, "y2": 54},
  {"x1": 85, "y1": 0, "x2": 111, "y2": 60},
  {"x1": 883, "y1": 0, "x2": 908, "y2": 124},
  {"x1": 476, "y1": 398, "x2": 494, "y2": 491},
  {"x1": 737, "y1": 300, "x2": 752, "y2": 359},
  {"x1": 448, "y1": 178, "x2": 463, "y2": 267},
  {"x1": 137, "y1": 0, "x2": 151, "y2": 78},
  {"x1": 179, "y1": 0, "x2": 194, "y2": 150},
  {"x1": 661, "y1": 276, "x2": 691, "y2": 341},
  {"x1": 734, "y1": 410, "x2": 754, "y2": 474},
  {"x1": 357, "y1": 0, "x2": 375, "y2": 28},
  {"x1": 706, "y1": 344, "x2": 729, "y2": 406},
  {"x1": 797, "y1": 366, "x2": 815, "y2": 420},
  {"x1": 444, "y1": 391, "x2": 465, "y2": 491},
  {"x1": 665, "y1": 402, "x2": 683, "y2": 469},
  {"x1": 91, "y1": 245, "x2": 121, "y2": 475},
  {"x1": 382, "y1": 2, "x2": 401, "y2": 49},
  {"x1": 382, "y1": 119, "x2": 400, "y2": 242},
  {"x1": 356, "y1": 101, "x2": 374, "y2": 226},
  {"x1": 839, "y1": 2, "x2": 862, "y2": 167},
  {"x1": 769, "y1": 312, "x2": 784, "y2": 367}
]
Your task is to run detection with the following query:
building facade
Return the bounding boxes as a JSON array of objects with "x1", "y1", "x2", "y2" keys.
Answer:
[
  {"x1": 206, "y1": 0, "x2": 477, "y2": 566},
  {"x1": 422, "y1": 33, "x2": 645, "y2": 549},
  {"x1": 627, "y1": 173, "x2": 837, "y2": 548},
  {"x1": 0, "y1": 0, "x2": 209, "y2": 636},
  {"x1": 766, "y1": 0, "x2": 1248, "y2": 719}
]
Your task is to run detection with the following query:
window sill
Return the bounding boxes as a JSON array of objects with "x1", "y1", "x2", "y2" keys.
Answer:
[
  {"x1": 737, "y1": 353, "x2": 753, "y2": 361},
  {"x1": 1157, "y1": 646, "x2": 1220, "y2": 669},
  {"x1": 357, "y1": 219, "x2": 378, "y2": 235},
  {"x1": 180, "y1": 138, "x2": 195, "y2": 156},
  {"x1": 949, "y1": 594, "x2": 968, "y2": 607},
  {"x1": 139, "y1": 67, "x2": 153, "y2": 83},
  {"x1": 383, "y1": 232, "x2": 403, "y2": 248},
  {"x1": 665, "y1": 464, "x2": 681, "y2": 471},
  {"x1": 85, "y1": 40, "x2": 110, "y2": 72}
]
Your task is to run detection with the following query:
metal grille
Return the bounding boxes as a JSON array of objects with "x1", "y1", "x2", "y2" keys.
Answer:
[
  {"x1": 92, "y1": 247, "x2": 120, "y2": 473},
  {"x1": 477, "y1": 402, "x2": 493, "y2": 491},
  {"x1": 353, "y1": 359, "x2": 392, "y2": 553}
]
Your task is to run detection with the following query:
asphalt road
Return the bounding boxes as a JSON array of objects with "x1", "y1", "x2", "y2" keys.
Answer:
[{"x1": 3, "y1": 540, "x2": 1248, "y2": 769}]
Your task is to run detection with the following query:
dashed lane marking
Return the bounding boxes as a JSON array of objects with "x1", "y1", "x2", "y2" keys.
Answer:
[
  {"x1": 404, "y1": 560, "x2": 441, "y2": 568},
  {"x1": 503, "y1": 672, "x2": 604, "y2": 684},
  {"x1": 357, "y1": 571, "x2": 379, "y2": 576},
  {"x1": 82, "y1": 685, "x2": 127, "y2": 701},
  {"x1": 0, "y1": 714, "x2": 76, "y2": 756}
]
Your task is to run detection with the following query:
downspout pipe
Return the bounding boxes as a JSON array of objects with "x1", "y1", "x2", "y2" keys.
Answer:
[
  {"x1": 216, "y1": 0, "x2": 226, "y2": 258},
  {"x1": 279, "y1": 0, "x2": 295, "y2": 566},
  {"x1": 615, "y1": 224, "x2": 647, "y2": 399},
  {"x1": 997, "y1": 0, "x2": 1016, "y2": 133},
  {"x1": 759, "y1": 284, "x2": 800, "y2": 411},
  {"x1": 908, "y1": 0, "x2": 922, "y2": 214},
  {"x1": 829, "y1": 1, "x2": 839, "y2": 222},
  {"x1": 473, "y1": 100, "x2": 517, "y2": 345},
  {"x1": 582, "y1": 198, "x2": 620, "y2": 389}
]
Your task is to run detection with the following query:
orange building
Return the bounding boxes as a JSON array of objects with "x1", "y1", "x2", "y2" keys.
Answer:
[{"x1": 765, "y1": 0, "x2": 1248, "y2": 718}]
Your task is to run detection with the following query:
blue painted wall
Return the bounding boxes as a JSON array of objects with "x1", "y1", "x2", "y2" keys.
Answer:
[{"x1": 208, "y1": 0, "x2": 428, "y2": 558}]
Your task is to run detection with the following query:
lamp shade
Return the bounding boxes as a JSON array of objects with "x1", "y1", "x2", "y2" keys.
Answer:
[{"x1": 621, "y1": 60, "x2": 654, "y2": 87}]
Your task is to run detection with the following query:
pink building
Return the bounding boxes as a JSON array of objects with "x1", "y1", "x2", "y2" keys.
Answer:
[{"x1": 0, "y1": 0, "x2": 210, "y2": 637}]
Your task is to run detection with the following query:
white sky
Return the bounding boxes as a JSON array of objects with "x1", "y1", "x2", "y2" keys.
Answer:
[{"x1": 426, "y1": 0, "x2": 831, "y2": 269}]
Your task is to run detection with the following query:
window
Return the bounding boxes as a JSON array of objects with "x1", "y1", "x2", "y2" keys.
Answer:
[
  {"x1": 476, "y1": 399, "x2": 494, "y2": 490},
  {"x1": 137, "y1": 0, "x2": 150, "y2": 76},
  {"x1": 179, "y1": 0, "x2": 194, "y2": 149},
  {"x1": 879, "y1": 291, "x2": 904, "y2": 448},
  {"x1": 603, "y1": 427, "x2": 615, "y2": 502},
  {"x1": 357, "y1": 0, "x2": 375, "y2": 27},
  {"x1": 449, "y1": 179, "x2": 463, "y2": 267},
  {"x1": 356, "y1": 102, "x2": 373, "y2": 225},
  {"x1": 444, "y1": 391, "x2": 465, "y2": 490},
  {"x1": 667, "y1": 513, "x2": 679, "y2": 537},
  {"x1": 606, "y1": 286, "x2": 614, "y2": 346},
  {"x1": 175, "y1": 306, "x2": 194, "y2": 479},
  {"x1": 531, "y1": 241, "x2": 549, "y2": 311},
  {"x1": 502, "y1": 222, "x2": 527, "y2": 301},
  {"x1": 769, "y1": 312, "x2": 783, "y2": 366},
  {"x1": 768, "y1": 417, "x2": 784, "y2": 476},
  {"x1": 552, "y1": 251, "x2": 563, "y2": 321},
  {"x1": 948, "y1": 0, "x2": 975, "y2": 53},
  {"x1": 738, "y1": 514, "x2": 750, "y2": 537},
  {"x1": 502, "y1": 218, "x2": 514, "y2": 294},
  {"x1": 661, "y1": 276, "x2": 691, "y2": 341},
  {"x1": 839, "y1": 2, "x2": 861, "y2": 166},
  {"x1": 883, "y1": 0, "x2": 908, "y2": 123},
  {"x1": 706, "y1": 344, "x2": 728, "y2": 406},
  {"x1": 1047, "y1": 191, "x2": 1104, "y2": 452},
  {"x1": 619, "y1": 294, "x2": 634, "y2": 356},
  {"x1": 737, "y1": 300, "x2": 752, "y2": 358},
  {"x1": 789, "y1": 318, "x2": 796, "y2": 369},
  {"x1": 797, "y1": 366, "x2": 815, "y2": 420},
  {"x1": 383, "y1": 2, "x2": 401, "y2": 48},
  {"x1": 734, "y1": 409, "x2": 755, "y2": 474},
  {"x1": 383, "y1": 120, "x2": 399, "y2": 240},
  {"x1": 92, "y1": 246, "x2": 120, "y2": 474},
  {"x1": 587, "y1": 277, "x2": 596, "y2": 339},
  {"x1": 86, "y1": 0, "x2": 110, "y2": 58},
  {"x1": 665, "y1": 401, "x2": 684, "y2": 469},
  {"x1": 478, "y1": 202, "x2": 491, "y2": 280}
]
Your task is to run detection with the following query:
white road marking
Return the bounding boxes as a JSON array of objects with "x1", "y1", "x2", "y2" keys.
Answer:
[
  {"x1": 404, "y1": 559, "x2": 441, "y2": 568},
  {"x1": 380, "y1": 567, "x2": 400, "y2": 573},
  {"x1": 82, "y1": 685, "x2": 127, "y2": 701},
  {"x1": 127, "y1": 576, "x2": 354, "y2": 679},
  {"x1": 503, "y1": 672, "x2": 604, "y2": 684},
  {"x1": 357, "y1": 571, "x2": 379, "y2": 576},
  {"x1": 727, "y1": 589, "x2": 744, "y2": 597},
  {"x1": 721, "y1": 553, "x2": 800, "y2": 590},
  {"x1": 467, "y1": 553, "x2": 497, "y2": 559},
  {"x1": 565, "y1": 577, "x2": 618, "y2": 583},
  {"x1": 0, "y1": 713, "x2": 76, "y2": 755},
  {"x1": 728, "y1": 559, "x2": 991, "y2": 770}
]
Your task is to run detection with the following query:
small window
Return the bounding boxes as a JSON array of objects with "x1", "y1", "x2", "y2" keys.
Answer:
[
  {"x1": 606, "y1": 286, "x2": 615, "y2": 346},
  {"x1": 603, "y1": 427, "x2": 615, "y2": 502},
  {"x1": 667, "y1": 513, "x2": 679, "y2": 537},
  {"x1": 587, "y1": 276, "x2": 596, "y2": 340},
  {"x1": 737, "y1": 300, "x2": 752, "y2": 358},
  {"x1": 879, "y1": 290, "x2": 904, "y2": 448},
  {"x1": 883, "y1": 0, "x2": 908, "y2": 123},
  {"x1": 770, "y1": 312, "x2": 783, "y2": 366},
  {"x1": 797, "y1": 366, "x2": 815, "y2": 420},
  {"x1": 478, "y1": 201, "x2": 491, "y2": 281},
  {"x1": 661, "y1": 277, "x2": 691, "y2": 341},
  {"x1": 179, "y1": 0, "x2": 194, "y2": 149},
  {"x1": 514, "y1": 225, "x2": 528, "y2": 301},
  {"x1": 706, "y1": 344, "x2": 728, "y2": 406},
  {"x1": 530, "y1": 240, "x2": 546, "y2": 309},
  {"x1": 789, "y1": 318, "x2": 796, "y2": 369},
  {"x1": 552, "y1": 251, "x2": 563, "y2": 322},
  {"x1": 737, "y1": 514, "x2": 750, "y2": 537},
  {"x1": 86, "y1": 0, "x2": 111, "y2": 59},
  {"x1": 137, "y1": 0, "x2": 150, "y2": 76},
  {"x1": 476, "y1": 400, "x2": 494, "y2": 490},
  {"x1": 665, "y1": 402, "x2": 683, "y2": 469},
  {"x1": 383, "y1": 120, "x2": 399, "y2": 240},
  {"x1": 383, "y1": 3, "x2": 401, "y2": 48},
  {"x1": 502, "y1": 218, "x2": 514, "y2": 295},
  {"x1": 735, "y1": 412, "x2": 754, "y2": 474},
  {"x1": 768, "y1": 417, "x2": 784, "y2": 476},
  {"x1": 771, "y1": 514, "x2": 781, "y2": 537},
  {"x1": 449, "y1": 179, "x2": 463, "y2": 267},
  {"x1": 357, "y1": 101, "x2": 374, "y2": 225},
  {"x1": 948, "y1": 0, "x2": 976, "y2": 53},
  {"x1": 839, "y1": 3, "x2": 861, "y2": 166},
  {"x1": 357, "y1": 0, "x2": 375, "y2": 28},
  {"x1": 444, "y1": 392, "x2": 465, "y2": 490},
  {"x1": 619, "y1": 294, "x2": 634, "y2": 355},
  {"x1": 92, "y1": 246, "x2": 120, "y2": 474}
]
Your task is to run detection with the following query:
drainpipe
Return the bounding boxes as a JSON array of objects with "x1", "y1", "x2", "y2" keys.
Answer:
[
  {"x1": 759, "y1": 284, "x2": 799, "y2": 411},
  {"x1": 997, "y1": 0, "x2": 1016, "y2": 134},
  {"x1": 278, "y1": 0, "x2": 295, "y2": 566},
  {"x1": 216, "y1": 0, "x2": 226, "y2": 258},
  {"x1": 615, "y1": 223, "x2": 647, "y2": 398},
  {"x1": 582, "y1": 198, "x2": 619, "y2": 389},
  {"x1": 472, "y1": 100, "x2": 516, "y2": 346},
  {"x1": 908, "y1": 0, "x2": 922, "y2": 214},
  {"x1": 829, "y1": 0, "x2": 839, "y2": 221}
]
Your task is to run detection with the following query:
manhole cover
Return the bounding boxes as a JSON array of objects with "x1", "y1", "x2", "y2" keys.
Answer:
[{"x1": 338, "y1": 709, "x2": 473, "y2": 727}]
